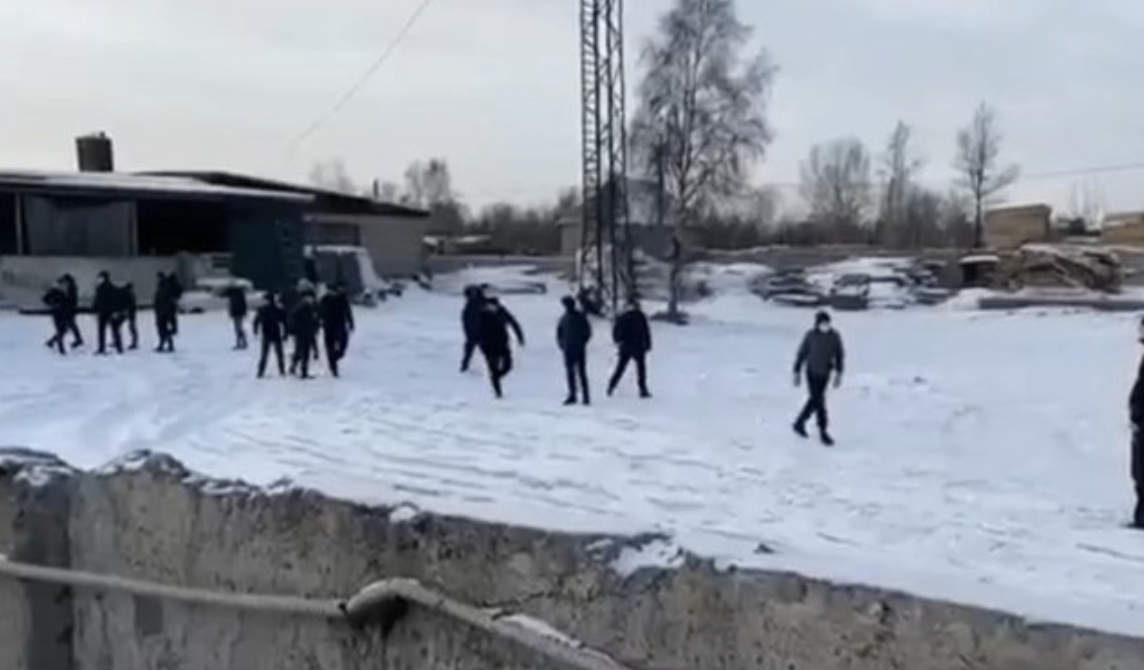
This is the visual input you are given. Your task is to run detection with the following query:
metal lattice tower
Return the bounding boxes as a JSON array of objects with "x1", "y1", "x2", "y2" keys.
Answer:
[{"x1": 578, "y1": 0, "x2": 633, "y2": 314}]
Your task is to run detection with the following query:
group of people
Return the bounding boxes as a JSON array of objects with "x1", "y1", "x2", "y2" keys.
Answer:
[
  {"x1": 41, "y1": 273, "x2": 355, "y2": 380},
  {"x1": 458, "y1": 284, "x2": 655, "y2": 404},
  {"x1": 226, "y1": 279, "x2": 356, "y2": 379},
  {"x1": 43, "y1": 271, "x2": 183, "y2": 355}
]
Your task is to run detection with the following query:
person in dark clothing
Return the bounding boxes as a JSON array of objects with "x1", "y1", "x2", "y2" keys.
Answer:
[
  {"x1": 476, "y1": 296, "x2": 525, "y2": 398},
  {"x1": 153, "y1": 272, "x2": 179, "y2": 353},
  {"x1": 792, "y1": 310, "x2": 845, "y2": 446},
  {"x1": 253, "y1": 292, "x2": 288, "y2": 378},
  {"x1": 225, "y1": 284, "x2": 249, "y2": 350},
  {"x1": 607, "y1": 299, "x2": 652, "y2": 398},
  {"x1": 92, "y1": 272, "x2": 123, "y2": 355},
  {"x1": 60, "y1": 274, "x2": 83, "y2": 348},
  {"x1": 42, "y1": 280, "x2": 69, "y2": 355},
  {"x1": 318, "y1": 284, "x2": 354, "y2": 377},
  {"x1": 119, "y1": 283, "x2": 138, "y2": 350},
  {"x1": 556, "y1": 295, "x2": 592, "y2": 405},
  {"x1": 460, "y1": 285, "x2": 485, "y2": 372},
  {"x1": 288, "y1": 293, "x2": 320, "y2": 379},
  {"x1": 1128, "y1": 317, "x2": 1144, "y2": 528}
]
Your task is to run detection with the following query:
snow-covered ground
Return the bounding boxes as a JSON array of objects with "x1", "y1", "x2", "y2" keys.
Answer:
[{"x1": 2, "y1": 265, "x2": 1144, "y2": 637}]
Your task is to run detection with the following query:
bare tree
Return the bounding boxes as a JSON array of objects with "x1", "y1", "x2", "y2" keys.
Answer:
[
  {"x1": 877, "y1": 121, "x2": 924, "y2": 246},
  {"x1": 403, "y1": 158, "x2": 466, "y2": 234},
  {"x1": 309, "y1": 159, "x2": 357, "y2": 194},
  {"x1": 954, "y1": 102, "x2": 1020, "y2": 247},
  {"x1": 629, "y1": 0, "x2": 776, "y2": 315},
  {"x1": 799, "y1": 137, "x2": 873, "y2": 239}
]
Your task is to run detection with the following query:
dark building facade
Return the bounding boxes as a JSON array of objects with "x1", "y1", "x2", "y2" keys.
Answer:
[{"x1": 0, "y1": 170, "x2": 311, "y2": 291}]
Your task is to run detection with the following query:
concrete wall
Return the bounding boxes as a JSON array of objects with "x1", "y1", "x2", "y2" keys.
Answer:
[
  {"x1": 3, "y1": 450, "x2": 1144, "y2": 670},
  {"x1": 0, "y1": 255, "x2": 177, "y2": 309}
]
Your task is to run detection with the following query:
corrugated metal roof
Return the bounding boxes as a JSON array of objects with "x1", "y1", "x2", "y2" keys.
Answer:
[{"x1": 0, "y1": 169, "x2": 312, "y2": 202}]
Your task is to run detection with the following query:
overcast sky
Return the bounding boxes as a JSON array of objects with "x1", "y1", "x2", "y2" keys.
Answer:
[{"x1": 0, "y1": 0, "x2": 1140, "y2": 215}]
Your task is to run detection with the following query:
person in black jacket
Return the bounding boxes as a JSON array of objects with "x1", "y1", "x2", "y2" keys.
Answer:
[
  {"x1": 318, "y1": 284, "x2": 354, "y2": 377},
  {"x1": 60, "y1": 274, "x2": 83, "y2": 348},
  {"x1": 224, "y1": 284, "x2": 248, "y2": 350},
  {"x1": 153, "y1": 272, "x2": 179, "y2": 353},
  {"x1": 606, "y1": 298, "x2": 652, "y2": 398},
  {"x1": 476, "y1": 296, "x2": 524, "y2": 397},
  {"x1": 1128, "y1": 318, "x2": 1144, "y2": 528},
  {"x1": 253, "y1": 292, "x2": 287, "y2": 378},
  {"x1": 792, "y1": 310, "x2": 845, "y2": 446},
  {"x1": 459, "y1": 285, "x2": 485, "y2": 372},
  {"x1": 92, "y1": 272, "x2": 122, "y2": 355},
  {"x1": 288, "y1": 293, "x2": 320, "y2": 379},
  {"x1": 42, "y1": 280, "x2": 69, "y2": 355},
  {"x1": 119, "y1": 283, "x2": 138, "y2": 350},
  {"x1": 556, "y1": 295, "x2": 592, "y2": 405}
]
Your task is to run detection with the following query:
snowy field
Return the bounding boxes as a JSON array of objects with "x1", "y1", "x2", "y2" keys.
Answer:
[{"x1": 2, "y1": 265, "x2": 1144, "y2": 636}]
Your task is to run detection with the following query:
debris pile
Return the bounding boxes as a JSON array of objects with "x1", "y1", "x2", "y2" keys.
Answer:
[{"x1": 1001, "y1": 244, "x2": 1121, "y2": 292}]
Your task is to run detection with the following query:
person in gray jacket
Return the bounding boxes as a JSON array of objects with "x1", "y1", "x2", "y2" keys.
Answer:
[{"x1": 793, "y1": 310, "x2": 845, "y2": 446}]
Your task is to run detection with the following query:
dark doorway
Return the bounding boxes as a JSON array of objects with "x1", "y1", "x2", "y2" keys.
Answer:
[{"x1": 136, "y1": 198, "x2": 229, "y2": 255}]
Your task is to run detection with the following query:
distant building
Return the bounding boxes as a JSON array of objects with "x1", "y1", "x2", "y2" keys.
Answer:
[
  {"x1": 1099, "y1": 211, "x2": 1144, "y2": 246},
  {"x1": 147, "y1": 171, "x2": 430, "y2": 278},
  {"x1": 559, "y1": 177, "x2": 675, "y2": 259},
  {"x1": 0, "y1": 140, "x2": 429, "y2": 309},
  {"x1": 983, "y1": 203, "x2": 1053, "y2": 249}
]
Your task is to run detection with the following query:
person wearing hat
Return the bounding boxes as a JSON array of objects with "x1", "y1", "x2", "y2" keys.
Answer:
[
  {"x1": 607, "y1": 297, "x2": 653, "y2": 398},
  {"x1": 792, "y1": 310, "x2": 845, "y2": 446},
  {"x1": 556, "y1": 295, "x2": 592, "y2": 405},
  {"x1": 1128, "y1": 317, "x2": 1144, "y2": 527}
]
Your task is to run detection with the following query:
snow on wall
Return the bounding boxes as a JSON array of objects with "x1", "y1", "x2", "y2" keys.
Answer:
[{"x1": 2, "y1": 452, "x2": 1143, "y2": 670}]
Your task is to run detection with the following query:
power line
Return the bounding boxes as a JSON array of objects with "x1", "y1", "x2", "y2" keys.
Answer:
[{"x1": 284, "y1": 0, "x2": 435, "y2": 155}]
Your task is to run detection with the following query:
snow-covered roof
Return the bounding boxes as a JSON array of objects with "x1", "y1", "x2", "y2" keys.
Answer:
[{"x1": 0, "y1": 169, "x2": 312, "y2": 202}]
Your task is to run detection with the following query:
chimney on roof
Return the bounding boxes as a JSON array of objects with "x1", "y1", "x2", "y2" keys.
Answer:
[{"x1": 75, "y1": 132, "x2": 114, "y2": 172}]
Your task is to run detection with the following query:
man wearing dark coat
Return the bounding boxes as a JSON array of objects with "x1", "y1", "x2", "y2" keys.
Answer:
[
  {"x1": 792, "y1": 310, "x2": 845, "y2": 446},
  {"x1": 92, "y1": 272, "x2": 122, "y2": 355},
  {"x1": 1127, "y1": 317, "x2": 1144, "y2": 528},
  {"x1": 153, "y1": 272, "x2": 179, "y2": 353},
  {"x1": 253, "y1": 292, "x2": 288, "y2": 378},
  {"x1": 225, "y1": 284, "x2": 249, "y2": 350},
  {"x1": 318, "y1": 284, "x2": 354, "y2": 377},
  {"x1": 42, "y1": 280, "x2": 69, "y2": 355},
  {"x1": 476, "y1": 296, "x2": 524, "y2": 398},
  {"x1": 606, "y1": 299, "x2": 652, "y2": 398},
  {"x1": 459, "y1": 285, "x2": 485, "y2": 372},
  {"x1": 556, "y1": 295, "x2": 592, "y2": 405},
  {"x1": 59, "y1": 274, "x2": 83, "y2": 348},
  {"x1": 288, "y1": 293, "x2": 320, "y2": 379}
]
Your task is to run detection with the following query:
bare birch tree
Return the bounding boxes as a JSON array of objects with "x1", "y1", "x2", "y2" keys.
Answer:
[
  {"x1": 630, "y1": 0, "x2": 775, "y2": 317},
  {"x1": 953, "y1": 102, "x2": 1019, "y2": 248}
]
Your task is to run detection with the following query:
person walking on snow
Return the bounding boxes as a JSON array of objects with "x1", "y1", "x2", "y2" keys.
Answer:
[
  {"x1": 224, "y1": 283, "x2": 248, "y2": 350},
  {"x1": 793, "y1": 310, "x2": 845, "y2": 446},
  {"x1": 42, "y1": 279, "x2": 69, "y2": 355},
  {"x1": 288, "y1": 293, "x2": 320, "y2": 379},
  {"x1": 459, "y1": 285, "x2": 485, "y2": 372},
  {"x1": 152, "y1": 272, "x2": 179, "y2": 353},
  {"x1": 556, "y1": 295, "x2": 592, "y2": 405},
  {"x1": 119, "y1": 282, "x2": 139, "y2": 350},
  {"x1": 1127, "y1": 316, "x2": 1144, "y2": 528},
  {"x1": 59, "y1": 274, "x2": 83, "y2": 348},
  {"x1": 606, "y1": 298, "x2": 652, "y2": 398},
  {"x1": 476, "y1": 296, "x2": 524, "y2": 398},
  {"x1": 253, "y1": 292, "x2": 288, "y2": 378},
  {"x1": 92, "y1": 272, "x2": 122, "y2": 355},
  {"x1": 318, "y1": 283, "x2": 354, "y2": 377}
]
